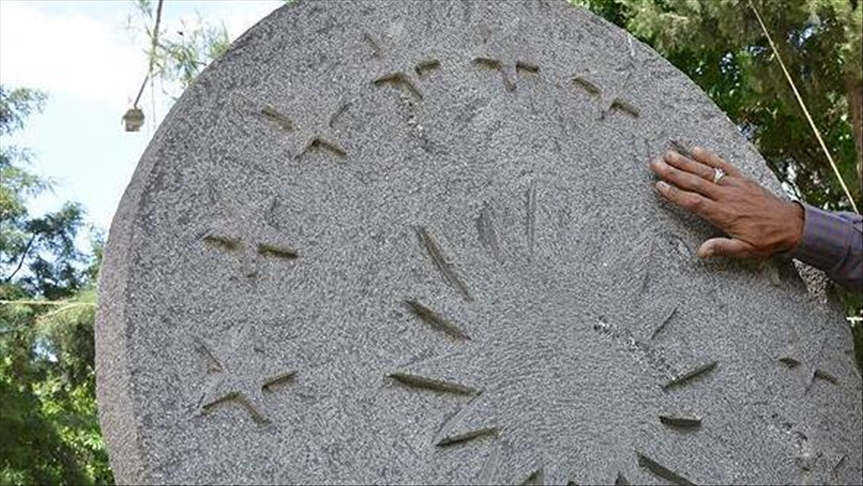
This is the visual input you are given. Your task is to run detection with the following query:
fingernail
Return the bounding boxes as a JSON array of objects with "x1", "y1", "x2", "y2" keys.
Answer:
[
  {"x1": 699, "y1": 246, "x2": 713, "y2": 258},
  {"x1": 656, "y1": 181, "x2": 669, "y2": 192}
]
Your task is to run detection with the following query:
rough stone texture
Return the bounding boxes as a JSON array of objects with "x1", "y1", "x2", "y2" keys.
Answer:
[{"x1": 96, "y1": 1, "x2": 863, "y2": 484}]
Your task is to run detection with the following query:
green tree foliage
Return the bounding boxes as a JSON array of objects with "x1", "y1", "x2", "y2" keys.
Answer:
[
  {"x1": 2, "y1": 3, "x2": 860, "y2": 484},
  {"x1": 0, "y1": 85, "x2": 112, "y2": 485},
  {"x1": 572, "y1": 0, "x2": 862, "y2": 210},
  {"x1": 572, "y1": 0, "x2": 862, "y2": 370},
  {"x1": 131, "y1": 0, "x2": 230, "y2": 97},
  {"x1": 2, "y1": 2, "x2": 235, "y2": 482}
]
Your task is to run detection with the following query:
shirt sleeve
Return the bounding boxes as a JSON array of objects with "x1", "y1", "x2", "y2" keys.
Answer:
[{"x1": 787, "y1": 203, "x2": 862, "y2": 293}]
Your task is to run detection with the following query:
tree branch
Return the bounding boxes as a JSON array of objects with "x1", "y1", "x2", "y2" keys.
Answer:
[
  {"x1": 0, "y1": 300, "x2": 95, "y2": 307},
  {"x1": 133, "y1": 0, "x2": 165, "y2": 108},
  {"x1": 3, "y1": 234, "x2": 36, "y2": 283},
  {"x1": 844, "y1": 72, "x2": 863, "y2": 201}
]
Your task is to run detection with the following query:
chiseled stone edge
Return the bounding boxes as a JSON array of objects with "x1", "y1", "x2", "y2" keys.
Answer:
[
  {"x1": 94, "y1": 8, "x2": 283, "y2": 483},
  {"x1": 95, "y1": 123, "x2": 158, "y2": 484}
]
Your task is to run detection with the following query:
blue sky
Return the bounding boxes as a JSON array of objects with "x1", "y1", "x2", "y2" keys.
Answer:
[{"x1": 0, "y1": 0, "x2": 282, "y2": 235}]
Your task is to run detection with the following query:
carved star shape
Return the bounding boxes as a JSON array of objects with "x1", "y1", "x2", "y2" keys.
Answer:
[
  {"x1": 197, "y1": 324, "x2": 296, "y2": 424},
  {"x1": 373, "y1": 58, "x2": 441, "y2": 101},
  {"x1": 795, "y1": 446, "x2": 847, "y2": 485},
  {"x1": 777, "y1": 333, "x2": 838, "y2": 394},
  {"x1": 471, "y1": 27, "x2": 540, "y2": 92},
  {"x1": 569, "y1": 69, "x2": 640, "y2": 121},
  {"x1": 259, "y1": 98, "x2": 350, "y2": 159},
  {"x1": 203, "y1": 196, "x2": 298, "y2": 279},
  {"x1": 365, "y1": 32, "x2": 443, "y2": 101}
]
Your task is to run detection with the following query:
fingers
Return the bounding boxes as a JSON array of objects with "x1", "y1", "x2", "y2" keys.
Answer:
[
  {"x1": 655, "y1": 180, "x2": 718, "y2": 221},
  {"x1": 690, "y1": 146, "x2": 742, "y2": 178},
  {"x1": 652, "y1": 145, "x2": 769, "y2": 261},
  {"x1": 663, "y1": 150, "x2": 716, "y2": 182},
  {"x1": 650, "y1": 157, "x2": 722, "y2": 199},
  {"x1": 698, "y1": 237, "x2": 757, "y2": 259}
]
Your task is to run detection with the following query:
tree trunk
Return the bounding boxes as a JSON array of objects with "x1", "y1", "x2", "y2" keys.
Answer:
[{"x1": 845, "y1": 72, "x2": 863, "y2": 206}]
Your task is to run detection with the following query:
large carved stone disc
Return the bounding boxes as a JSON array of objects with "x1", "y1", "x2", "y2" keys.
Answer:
[{"x1": 96, "y1": 1, "x2": 863, "y2": 484}]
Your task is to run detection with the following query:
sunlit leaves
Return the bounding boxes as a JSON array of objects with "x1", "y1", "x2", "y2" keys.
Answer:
[
  {"x1": 130, "y1": 0, "x2": 230, "y2": 99},
  {"x1": 0, "y1": 85, "x2": 110, "y2": 484}
]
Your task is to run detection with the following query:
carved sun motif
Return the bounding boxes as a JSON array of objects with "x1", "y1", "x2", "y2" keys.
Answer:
[{"x1": 389, "y1": 184, "x2": 713, "y2": 485}]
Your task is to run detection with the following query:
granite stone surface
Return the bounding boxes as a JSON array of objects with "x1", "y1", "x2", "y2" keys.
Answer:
[{"x1": 96, "y1": 1, "x2": 863, "y2": 484}]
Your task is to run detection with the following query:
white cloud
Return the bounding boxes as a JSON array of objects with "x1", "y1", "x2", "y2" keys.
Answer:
[
  {"x1": 0, "y1": 1, "x2": 148, "y2": 111},
  {"x1": 218, "y1": 1, "x2": 283, "y2": 42},
  {"x1": 0, "y1": 1, "x2": 282, "y2": 110}
]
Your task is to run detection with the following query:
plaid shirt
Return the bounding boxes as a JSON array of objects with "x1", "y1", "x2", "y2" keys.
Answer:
[{"x1": 789, "y1": 204, "x2": 863, "y2": 292}]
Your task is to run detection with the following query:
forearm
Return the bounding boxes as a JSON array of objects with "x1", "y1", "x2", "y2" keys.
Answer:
[{"x1": 788, "y1": 203, "x2": 863, "y2": 292}]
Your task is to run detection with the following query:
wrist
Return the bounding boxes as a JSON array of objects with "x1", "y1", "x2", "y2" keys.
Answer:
[{"x1": 779, "y1": 201, "x2": 805, "y2": 253}]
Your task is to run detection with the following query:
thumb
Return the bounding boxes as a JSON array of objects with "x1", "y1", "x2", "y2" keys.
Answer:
[{"x1": 698, "y1": 237, "x2": 756, "y2": 259}]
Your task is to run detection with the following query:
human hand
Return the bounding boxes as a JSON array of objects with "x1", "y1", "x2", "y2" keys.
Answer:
[{"x1": 649, "y1": 147, "x2": 804, "y2": 259}]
